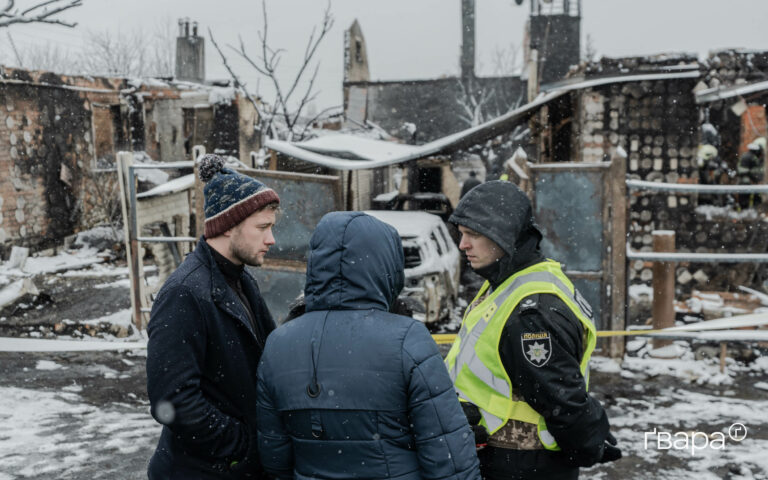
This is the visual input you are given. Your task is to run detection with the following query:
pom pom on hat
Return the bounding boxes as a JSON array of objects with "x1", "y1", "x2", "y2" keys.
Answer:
[{"x1": 198, "y1": 154, "x2": 226, "y2": 183}]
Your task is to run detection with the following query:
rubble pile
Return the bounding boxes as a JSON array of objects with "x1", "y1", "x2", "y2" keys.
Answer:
[{"x1": 574, "y1": 55, "x2": 768, "y2": 293}]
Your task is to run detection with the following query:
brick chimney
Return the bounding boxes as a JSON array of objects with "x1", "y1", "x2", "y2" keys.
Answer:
[{"x1": 175, "y1": 18, "x2": 205, "y2": 83}]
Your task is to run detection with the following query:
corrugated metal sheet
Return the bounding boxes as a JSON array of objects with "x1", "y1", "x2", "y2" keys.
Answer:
[{"x1": 533, "y1": 166, "x2": 606, "y2": 328}]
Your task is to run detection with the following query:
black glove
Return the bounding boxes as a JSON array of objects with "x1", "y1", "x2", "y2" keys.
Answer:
[
  {"x1": 599, "y1": 432, "x2": 622, "y2": 464},
  {"x1": 471, "y1": 424, "x2": 489, "y2": 447},
  {"x1": 229, "y1": 432, "x2": 260, "y2": 478},
  {"x1": 460, "y1": 402, "x2": 489, "y2": 448}
]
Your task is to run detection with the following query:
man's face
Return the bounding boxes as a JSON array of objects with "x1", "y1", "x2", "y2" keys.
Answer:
[
  {"x1": 227, "y1": 207, "x2": 277, "y2": 266},
  {"x1": 457, "y1": 225, "x2": 504, "y2": 270}
]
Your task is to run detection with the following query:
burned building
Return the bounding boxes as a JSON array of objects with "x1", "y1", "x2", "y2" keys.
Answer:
[
  {"x1": 0, "y1": 63, "x2": 260, "y2": 253},
  {"x1": 529, "y1": 51, "x2": 768, "y2": 297},
  {"x1": 343, "y1": 0, "x2": 525, "y2": 143},
  {"x1": 342, "y1": 0, "x2": 583, "y2": 144}
]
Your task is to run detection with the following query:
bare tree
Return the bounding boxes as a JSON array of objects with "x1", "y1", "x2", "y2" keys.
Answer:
[
  {"x1": 456, "y1": 78, "x2": 496, "y2": 127},
  {"x1": 75, "y1": 21, "x2": 175, "y2": 77},
  {"x1": 147, "y1": 18, "x2": 175, "y2": 78},
  {"x1": 582, "y1": 33, "x2": 597, "y2": 63},
  {"x1": 210, "y1": 0, "x2": 334, "y2": 141},
  {"x1": 6, "y1": 38, "x2": 78, "y2": 72},
  {"x1": 4, "y1": 17, "x2": 175, "y2": 77},
  {"x1": 0, "y1": 0, "x2": 81, "y2": 28},
  {"x1": 491, "y1": 43, "x2": 521, "y2": 77},
  {"x1": 79, "y1": 29, "x2": 146, "y2": 77}
]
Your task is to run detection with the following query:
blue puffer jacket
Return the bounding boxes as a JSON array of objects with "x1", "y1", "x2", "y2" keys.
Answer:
[{"x1": 256, "y1": 211, "x2": 480, "y2": 480}]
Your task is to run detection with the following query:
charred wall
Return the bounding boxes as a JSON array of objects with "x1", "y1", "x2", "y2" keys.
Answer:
[
  {"x1": 571, "y1": 68, "x2": 768, "y2": 295},
  {"x1": 0, "y1": 78, "x2": 92, "y2": 253},
  {"x1": 210, "y1": 102, "x2": 239, "y2": 157},
  {"x1": 346, "y1": 75, "x2": 525, "y2": 143}
]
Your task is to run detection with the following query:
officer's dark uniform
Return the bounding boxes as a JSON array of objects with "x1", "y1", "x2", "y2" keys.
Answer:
[{"x1": 447, "y1": 181, "x2": 621, "y2": 480}]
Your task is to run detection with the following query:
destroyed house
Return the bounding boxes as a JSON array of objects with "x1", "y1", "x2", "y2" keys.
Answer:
[
  {"x1": 341, "y1": 0, "x2": 581, "y2": 143},
  {"x1": 267, "y1": 48, "x2": 768, "y2": 354},
  {"x1": 0, "y1": 66, "x2": 260, "y2": 254}
]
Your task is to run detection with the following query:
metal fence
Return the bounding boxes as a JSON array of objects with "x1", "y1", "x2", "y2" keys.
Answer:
[{"x1": 625, "y1": 179, "x2": 768, "y2": 263}]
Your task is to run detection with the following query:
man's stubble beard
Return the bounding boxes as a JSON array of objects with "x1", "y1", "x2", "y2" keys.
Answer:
[{"x1": 230, "y1": 234, "x2": 263, "y2": 267}]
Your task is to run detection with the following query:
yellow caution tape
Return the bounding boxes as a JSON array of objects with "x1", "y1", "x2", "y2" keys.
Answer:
[
  {"x1": 432, "y1": 329, "x2": 674, "y2": 345},
  {"x1": 432, "y1": 334, "x2": 459, "y2": 345}
]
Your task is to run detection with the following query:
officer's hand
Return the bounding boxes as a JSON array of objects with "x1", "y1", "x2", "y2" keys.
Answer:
[
  {"x1": 471, "y1": 424, "x2": 489, "y2": 450},
  {"x1": 460, "y1": 403, "x2": 489, "y2": 449},
  {"x1": 599, "y1": 432, "x2": 622, "y2": 463},
  {"x1": 460, "y1": 402, "x2": 482, "y2": 425}
]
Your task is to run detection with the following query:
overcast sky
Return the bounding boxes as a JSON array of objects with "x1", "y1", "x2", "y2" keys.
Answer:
[{"x1": 3, "y1": 0, "x2": 767, "y2": 110}]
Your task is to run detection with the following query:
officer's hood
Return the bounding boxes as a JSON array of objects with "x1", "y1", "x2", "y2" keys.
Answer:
[
  {"x1": 449, "y1": 180, "x2": 542, "y2": 262},
  {"x1": 304, "y1": 211, "x2": 405, "y2": 312}
]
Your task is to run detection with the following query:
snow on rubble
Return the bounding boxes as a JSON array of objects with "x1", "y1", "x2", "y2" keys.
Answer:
[
  {"x1": 0, "y1": 226, "x2": 151, "y2": 346},
  {"x1": 0, "y1": 387, "x2": 157, "y2": 479},
  {"x1": 587, "y1": 347, "x2": 768, "y2": 479}
]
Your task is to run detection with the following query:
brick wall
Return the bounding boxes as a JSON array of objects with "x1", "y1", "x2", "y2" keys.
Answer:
[
  {"x1": 0, "y1": 81, "x2": 92, "y2": 253},
  {"x1": 740, "y1": 105, "x2": 767, "y2": 154},
  {"x1": 569, "y1": 53, "x2": 768, "y2": 298}
]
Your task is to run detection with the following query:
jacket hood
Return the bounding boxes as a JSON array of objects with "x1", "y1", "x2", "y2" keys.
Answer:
[
  {"x1": 449, "y1": 180, "x2": 543, "y2": 267},
  {"x1": 304, "y1": 211, "x2": 405, "y2": 312}
]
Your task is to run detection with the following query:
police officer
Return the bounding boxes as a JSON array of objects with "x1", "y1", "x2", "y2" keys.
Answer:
[
  {"x1": 697, "y1": 144, "x2": 722, "y2": 185},
  {"x1": 445, "y1": 181, "x2": 621, "y2": 479},
  {"x1": 737, "y1": 138, "x2": 766, "y2": 209}
]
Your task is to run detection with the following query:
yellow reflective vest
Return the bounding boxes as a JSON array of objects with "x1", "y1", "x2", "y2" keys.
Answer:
[{"x1": 445, "y1": 260, "x2": 597, "y2": 450}]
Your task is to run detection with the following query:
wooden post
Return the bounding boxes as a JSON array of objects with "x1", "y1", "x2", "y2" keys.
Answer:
[
  {"x1": 719, "y1": 342, "x2": 728, "y2": 373},
  {"x1": 608, "y1": 154, "x2": 628, "y2": 359},
  {"x1": 652, "y1": 230, "x2": 676, "y2": 349},
  {"x1": 193, "y1": 145, "x2": 206, "y2": 240},
  {"x1": 116, "y1": 152, "x2": 143, "y2": 331},
  {"x1": 269, "y1": 150, "x2": 278, "y2": 171}
]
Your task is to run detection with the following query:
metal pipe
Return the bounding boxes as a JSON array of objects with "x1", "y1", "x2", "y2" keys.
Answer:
[
  {"x1": 626, "y1": 246, "x2": 768, "y2": 263},
  {"x1": 627, "y1": 179, "x2": 768, "y2": 194},
  {"x1": 130, "y1": 161, "x2": 195, "y2": 170},
  {"x1": 137, "y1": 236, "x2": 197, "y2": 243}
]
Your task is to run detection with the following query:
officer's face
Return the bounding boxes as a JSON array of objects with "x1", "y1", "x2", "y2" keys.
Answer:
[
  {"x1": 227, "y1": 206, "x2": 277, "y2": 266},
  {"x1": 457, "y1": 226, "x2": 504, "y2": 270}
]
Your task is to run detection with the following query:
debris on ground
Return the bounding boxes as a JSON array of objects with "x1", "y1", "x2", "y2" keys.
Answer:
[
  {"x1": 0, "y1": 278, "x2": 40, "y2": 310},
  {"x1": 72, "y1": 226, "x2": 123, "y2": 253}
]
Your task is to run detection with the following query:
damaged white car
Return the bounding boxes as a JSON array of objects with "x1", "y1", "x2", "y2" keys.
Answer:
[{"x1": 365, "y1": 210, "x2": 460, "y2": 324}]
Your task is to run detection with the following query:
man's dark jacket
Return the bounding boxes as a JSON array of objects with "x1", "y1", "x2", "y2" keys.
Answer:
[
  {"x1": 256, "y1": 211, "x2": 480, "y2": 480},
  {"x1": 450, "y1": 181, "x2": 613, "y2": 479},
  {"x1": 147, "y1": 238, "x2": 275, "y2": 479}
]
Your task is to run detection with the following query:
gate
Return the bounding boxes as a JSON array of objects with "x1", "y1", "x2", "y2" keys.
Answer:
[
  {"x1": 528, "y1": 159, "x2": 626, "y2": 356},
  {"x1": 233, "y1": 170, "x2": 343, "y2": 322}
]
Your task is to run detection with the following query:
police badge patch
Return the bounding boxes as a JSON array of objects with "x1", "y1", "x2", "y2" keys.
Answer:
[{"x1": 521, "y1": 332, "x2": 552, "y2": 367}]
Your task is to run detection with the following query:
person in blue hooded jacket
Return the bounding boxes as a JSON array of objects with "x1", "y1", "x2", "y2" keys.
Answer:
[{"x1": 256, "y1": 211, "x2": 480, "y2": 480}]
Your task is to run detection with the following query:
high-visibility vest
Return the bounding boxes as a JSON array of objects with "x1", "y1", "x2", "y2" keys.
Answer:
[{"x1": 445, "y1": 260, "x2": 597, "y2": 451}]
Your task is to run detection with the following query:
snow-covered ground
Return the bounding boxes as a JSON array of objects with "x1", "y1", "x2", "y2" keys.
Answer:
[
  {"x1": 1, "y1": 244, "x2": 767, "y2": 479},
  {"x1": 586, "y1": 347, "x2": 768, "y2": 479},
  {"x1": 0, "y1": 386, "x2": 156, "y2": 479}
]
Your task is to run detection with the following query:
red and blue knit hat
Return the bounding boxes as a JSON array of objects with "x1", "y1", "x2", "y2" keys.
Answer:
[{"x1": 199, "y1": 154, "x2": 280, "y2": 238}]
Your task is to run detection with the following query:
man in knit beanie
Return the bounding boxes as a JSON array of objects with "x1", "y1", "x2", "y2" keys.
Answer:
[{"x1": 147, "y1": 154, "x2": 280, "y2": 479}]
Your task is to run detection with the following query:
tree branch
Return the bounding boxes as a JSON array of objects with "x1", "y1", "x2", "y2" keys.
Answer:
[
  {"x1": 209, "y1": 28, "x2": 274, "y2": 137},
  {"x1": 297, "y1": 104, "x2": 342, "y2": 139},
  {"x1": 0, "y1": 0, "x2": 81, "y2": 28},
  {"x1": 210, "y1": 0, "x2": 334, "y2": 140}
]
